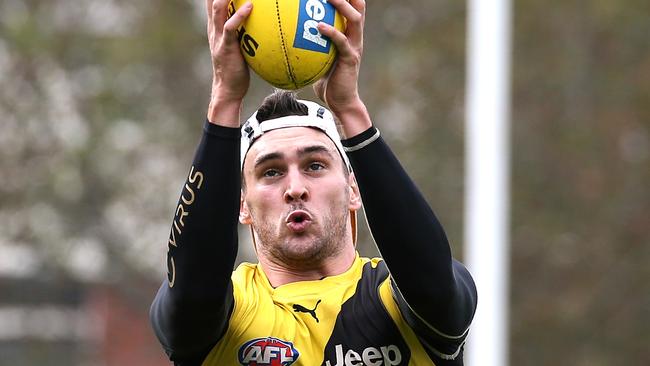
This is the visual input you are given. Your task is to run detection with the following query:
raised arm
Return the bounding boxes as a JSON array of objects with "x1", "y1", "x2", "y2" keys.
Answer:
[
  {"x1": 314, "y1": 0, "x2": 477, "y2": 358},
  {"x1": 149, "y1": 0, "x2": 252, "y2": 363},
  {"x1": 344, "y1": 131, "x2": 477, "y2": 358}
]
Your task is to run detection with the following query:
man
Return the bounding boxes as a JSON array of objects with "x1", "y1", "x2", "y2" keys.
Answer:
[{"x1": 150, "y1": 0, "x2": 477, "y2": 365}]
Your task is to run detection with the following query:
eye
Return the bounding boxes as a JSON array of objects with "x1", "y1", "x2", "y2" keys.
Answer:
[
  {"x1": 263, "y1": 169, "x2": 282, "y2": 178},
  {"x1": 308, "y1": 162, "x2": 325, "y2": 171}
]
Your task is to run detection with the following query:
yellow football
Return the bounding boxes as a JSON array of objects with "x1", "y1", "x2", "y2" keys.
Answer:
[{"x1": 229, "y1": 0, "x2": 346, "y2": 90}]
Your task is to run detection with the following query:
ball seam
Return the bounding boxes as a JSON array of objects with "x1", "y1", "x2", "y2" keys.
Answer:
[
  {"x1": 295, "y1": 46, "x2": 337, "y2": 88},
  {"x1": 275, "y1": 0, "x2": 297, "y2": 88}
]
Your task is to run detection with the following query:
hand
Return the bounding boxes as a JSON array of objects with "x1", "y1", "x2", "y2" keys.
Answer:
[
  {"x1": 313, "y1": 0, "x2": 371, "y2": 136},
  {"x1": 206, "y1": 0, "x2": 253, "y2": 125}
]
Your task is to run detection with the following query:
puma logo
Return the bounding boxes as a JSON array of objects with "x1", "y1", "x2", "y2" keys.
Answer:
[{"x1": 293, "y1": 299, "x2": 321, "y2": 323}]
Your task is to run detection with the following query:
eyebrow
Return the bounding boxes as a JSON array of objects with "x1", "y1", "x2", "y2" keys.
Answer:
[
  {"x1": 299, "y1": 145, "x2": 334, "y2": 157},
  {"x1": 254, "y1": 152, "x2": 283, "y2": 168},
  {"x1": 253, "y1": 144, "x2": 335, "y2": 169}
]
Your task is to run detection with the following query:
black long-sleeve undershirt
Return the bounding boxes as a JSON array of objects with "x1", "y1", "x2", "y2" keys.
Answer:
[
  {"x1": 150, "y1": 122, "x2": 240, "y2": 363},
  {"x1": 150, "y1": 121, "x2": 477, "y2": 364},
  {"x1": 343, "y1": 127, "x2": 477, "y2": 339}
]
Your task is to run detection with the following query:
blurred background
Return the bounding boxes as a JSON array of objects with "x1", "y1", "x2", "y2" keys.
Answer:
[{"x1": 0, "y1": 0, "x2": 648, "y2": 365}]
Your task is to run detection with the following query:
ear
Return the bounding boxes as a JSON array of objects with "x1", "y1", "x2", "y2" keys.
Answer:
[
  {"x1": 239, "y1": 190, "x2": 252, "y2": 224},
  {"x1": 348, "y1": 172, "x2": 362, "y2": 211}
]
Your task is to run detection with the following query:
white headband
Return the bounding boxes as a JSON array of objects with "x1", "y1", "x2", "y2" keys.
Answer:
[{"x1": 240, "y1": 100, "x2": 351, "y2": 171}]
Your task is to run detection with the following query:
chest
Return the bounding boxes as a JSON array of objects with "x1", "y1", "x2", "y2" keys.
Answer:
[{"x1": 209, "y1": 279, "x2": 413, "y2": 365}]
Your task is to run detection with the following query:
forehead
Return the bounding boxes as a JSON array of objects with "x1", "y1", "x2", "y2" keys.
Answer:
[{"x1": 244, "y1": 127, "x2": 341, "y2": 165}]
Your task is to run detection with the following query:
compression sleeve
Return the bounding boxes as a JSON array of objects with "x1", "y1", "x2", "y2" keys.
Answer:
[
  {"x1": 150, "y1": 121, "x2": 240, "y2": 364},
  {"x1": 343, "y1": 127, "x2": 477, "y2": 354}
]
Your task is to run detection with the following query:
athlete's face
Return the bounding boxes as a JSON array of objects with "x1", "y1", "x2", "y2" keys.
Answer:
[{"x1": 240, "y1": 127, "x2": 361, "y2": 267}]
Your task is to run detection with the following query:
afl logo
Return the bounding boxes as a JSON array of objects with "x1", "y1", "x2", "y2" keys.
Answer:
[{"x1": 238, "y1": 337, "x2": 300, "y2": 365}]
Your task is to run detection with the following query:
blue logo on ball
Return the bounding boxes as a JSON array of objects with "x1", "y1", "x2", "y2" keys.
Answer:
[{"x1": 293, "y1": 0, "x2": 336, "y2": 53}]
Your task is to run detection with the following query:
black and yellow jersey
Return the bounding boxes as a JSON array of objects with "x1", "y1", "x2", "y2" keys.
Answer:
[
  {"x1": 150, "y1": 123, "x2": 477, "y2": 366},
  {"x1": 204, "y1": 255, "x2": 452, "y2": 366}
]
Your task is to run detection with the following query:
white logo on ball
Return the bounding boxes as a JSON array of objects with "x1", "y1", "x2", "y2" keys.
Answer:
[{"x1": 302, "y1": 0, "x2": 328, "y2": 47}]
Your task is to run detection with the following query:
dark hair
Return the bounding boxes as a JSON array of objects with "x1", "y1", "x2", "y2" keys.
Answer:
[{"x1": 255, "y1": 89, "x2": 308, "y2": 122}]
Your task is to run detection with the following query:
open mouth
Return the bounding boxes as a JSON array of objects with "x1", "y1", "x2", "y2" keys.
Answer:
[
  {"x1": 291, "y1": 213, "x2": 306, "y2": 223},
  {"x1": 286, "y1": 210, "x2": 312, "y2": 232}
]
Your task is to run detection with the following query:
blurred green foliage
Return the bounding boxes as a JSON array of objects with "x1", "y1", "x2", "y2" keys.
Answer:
[{"x1": 0, "y1": 0, "x2": 648, "y2": 364}]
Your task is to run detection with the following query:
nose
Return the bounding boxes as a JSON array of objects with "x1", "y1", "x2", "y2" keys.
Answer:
[{"x1": 283, "y1": 168, "x2": 309, "y2": 203}]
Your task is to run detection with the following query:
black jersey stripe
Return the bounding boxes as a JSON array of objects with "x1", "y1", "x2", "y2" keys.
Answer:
[{"x1": 321, "y1": 260, "x2": 412, "y2": 366}]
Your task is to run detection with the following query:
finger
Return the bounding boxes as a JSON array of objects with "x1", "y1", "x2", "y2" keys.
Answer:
[
  {"x1": 328, "y1": 0, "x2": 365, "y2": 24},
  {"x1": 222, "y1": 2, "x2": 253, "y2": 43},
  {"x1": 328, "y1": 0, "x2": 363, "y2": 19},
  {"x1": 328, "y1": 0, "x2": 365, "y2": 42},
  {"x1": 347, "y1": 0, "x2": 366, "y2": 38},
  {"x1": 212, "y1": 0, "x2": 232, "y2": 35},
  {"x1": 318, "y1": 22, "x2": 353, "y2": 56},
  {"x1": 348, "y1": 0, "x2": 367, "y2": 17}
]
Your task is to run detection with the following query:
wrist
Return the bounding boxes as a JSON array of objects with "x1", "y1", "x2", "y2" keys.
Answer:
[
  {"x1": 331, "y1": 98, "x2": 372, "y2": 138},
  {"x1": 207, "y1": 90, "x2": 244, "y2": 128}
]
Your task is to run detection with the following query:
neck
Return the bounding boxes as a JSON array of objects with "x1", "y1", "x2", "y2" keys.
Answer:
[{"x1": 258, "y1": 245, "x2": 357, "y2": 288}]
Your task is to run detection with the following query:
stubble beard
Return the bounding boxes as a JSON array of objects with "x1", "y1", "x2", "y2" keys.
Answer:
[{"x1": 252, "y1": 205, "x2": 350, "y2": 270}]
